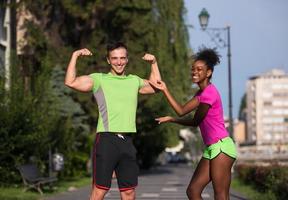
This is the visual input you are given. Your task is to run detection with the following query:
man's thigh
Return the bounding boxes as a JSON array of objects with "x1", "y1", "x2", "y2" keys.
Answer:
[
  {"x1": 115, "y1": 137, "x2": 138, "y2": 191},
  {"x1": 93, "y1": 133, "x2": 119, "y2": 190}
]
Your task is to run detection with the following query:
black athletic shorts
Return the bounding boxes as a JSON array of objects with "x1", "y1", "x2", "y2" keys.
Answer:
[{"x1": 92, "y1": 132, "x2": 138, "y2": 191}]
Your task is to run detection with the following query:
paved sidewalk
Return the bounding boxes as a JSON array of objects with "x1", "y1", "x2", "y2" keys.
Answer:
[{"x1": 45, "y1": 164, "x2": 247, "y2": 200}]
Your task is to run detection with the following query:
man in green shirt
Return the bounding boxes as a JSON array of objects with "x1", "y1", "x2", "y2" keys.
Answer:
[{"x1": 65, "y1": 42, "x2": 161, "y2": 200}]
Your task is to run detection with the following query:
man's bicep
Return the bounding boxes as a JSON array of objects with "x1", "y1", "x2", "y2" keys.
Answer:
[
  {"x1": 139, "y1": 79, "x2": 155, "y2": 94},
  {"x1": 69, "y1": 75, "x2": 94, "y2": 92}
]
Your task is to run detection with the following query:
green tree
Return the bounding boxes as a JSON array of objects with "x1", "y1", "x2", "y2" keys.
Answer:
[{"x1": 0, "y1": 51, "x2": 58, "y2": 184}]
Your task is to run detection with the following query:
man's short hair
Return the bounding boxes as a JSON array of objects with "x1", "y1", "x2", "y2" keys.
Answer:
[{"x1": 106, "y1": 42, "x2": 128, "y2": 57}]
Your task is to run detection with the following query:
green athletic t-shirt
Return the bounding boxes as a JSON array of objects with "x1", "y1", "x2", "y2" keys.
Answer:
[{"x1": 89, "y1": 72, "x2": 145, "y2": 133}]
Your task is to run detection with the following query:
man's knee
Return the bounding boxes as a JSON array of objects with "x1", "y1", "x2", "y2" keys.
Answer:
[
  {"x1": 120, "y1": 189, "x2": 135, "y2": 200},
  {"x1": 90, "y1": 186, "x2": 108, "y2": 200}
]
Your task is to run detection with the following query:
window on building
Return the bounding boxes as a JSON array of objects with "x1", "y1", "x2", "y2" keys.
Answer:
[
  {"x1": 0, "y1": 45, "x2": 5, "y2": 76},
  {"x1": 274, "y1": 93, "x2": 288, "y2": 97},
  {"x1": 0, "y1": 6, "x2": 7, "y2": 41},
  {"x1": 263, "y1": 101, "x2": 272, "y2": 106}
]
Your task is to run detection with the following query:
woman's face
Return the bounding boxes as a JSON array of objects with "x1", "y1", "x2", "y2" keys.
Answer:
[{"x1": 191, "y1": 60, "x2": 212, "y2": 83}]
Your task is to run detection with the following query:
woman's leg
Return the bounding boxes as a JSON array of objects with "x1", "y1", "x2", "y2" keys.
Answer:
[
  {"x1": 210, "y1": 153, "x2": 235, "y2": 200},
  {"x1": 186, "y1": 158, "x2": 211, "y2": 200}
]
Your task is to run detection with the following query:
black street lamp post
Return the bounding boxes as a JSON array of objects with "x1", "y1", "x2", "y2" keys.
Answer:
[{"x1": 198, "y1": 8, "x2": 234, "y2": 139}]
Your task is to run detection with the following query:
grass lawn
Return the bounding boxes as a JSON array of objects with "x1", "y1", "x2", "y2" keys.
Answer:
[
  {"x1": 231, "y1": 178, "x2": 277, "y2": 200},
  {"x1": 0, "y1": 177, "x2": 91, "y2": 200}
]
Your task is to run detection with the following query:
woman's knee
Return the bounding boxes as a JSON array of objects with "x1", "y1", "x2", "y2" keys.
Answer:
[
  {"x1": 214, "y1": 191, "x2": 229, "y2": 200},
  {"x1": 186, "y1": 184, "x2": 201, "y2": 199}
]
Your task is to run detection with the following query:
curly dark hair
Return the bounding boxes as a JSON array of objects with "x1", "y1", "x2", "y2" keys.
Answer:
[{"x1": 194, "y1": 48, "x2": 221, "y2": 71}]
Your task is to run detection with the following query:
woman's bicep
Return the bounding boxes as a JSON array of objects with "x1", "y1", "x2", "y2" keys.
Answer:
[{"x1": 181, "y1": 97, "x2": 200, "y2": 115}]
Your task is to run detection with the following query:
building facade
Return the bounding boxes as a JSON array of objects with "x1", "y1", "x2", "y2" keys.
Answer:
[
  {"x1": 234, "y1": 120, "x2": 246, "y2": 144},
  {"x1": 0, "y1": 0, "x2": 11, "y2": 89},
  {"x1": 246, "y1": 69, "x2": 288, "y2": 146},
  {"x1": 1, "y1": 0, "x2": 17, "y2": 91}
]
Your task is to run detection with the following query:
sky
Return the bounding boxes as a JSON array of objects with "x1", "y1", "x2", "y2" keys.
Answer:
[{"x1": 184, "y1": 0, "x2": 288, "y2": 119}]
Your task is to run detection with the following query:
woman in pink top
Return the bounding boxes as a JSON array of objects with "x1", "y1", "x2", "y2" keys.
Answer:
[{"x1": 151, "y1": 48, "x2": 237, "y2": 200}]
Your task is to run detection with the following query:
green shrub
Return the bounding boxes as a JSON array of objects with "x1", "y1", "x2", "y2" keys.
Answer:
[{"x1": 235, "y1": 163, "x2": 288, "y2": 200}]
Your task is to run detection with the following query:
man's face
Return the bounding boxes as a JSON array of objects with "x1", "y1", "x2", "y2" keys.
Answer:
[{"x1": 107, "y1": 47, "x2": 128, "y2": 75}]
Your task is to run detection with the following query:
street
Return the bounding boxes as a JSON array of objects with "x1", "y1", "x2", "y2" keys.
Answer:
[{"x1": 46, "y1": 164, "x2": 247, "y2": 200}]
